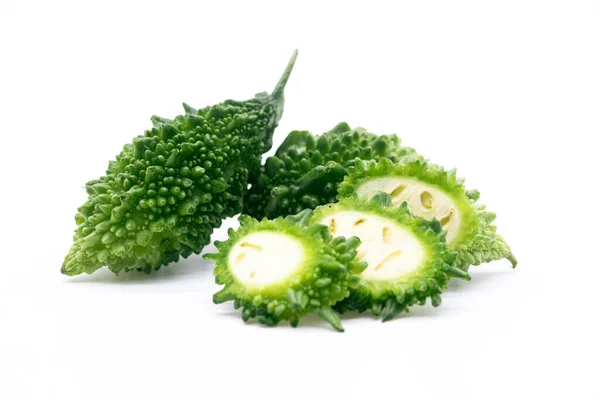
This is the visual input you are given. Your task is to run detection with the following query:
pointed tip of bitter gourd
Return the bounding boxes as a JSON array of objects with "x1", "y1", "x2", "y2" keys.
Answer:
[
  {"x1": 270, "y1": 49, "x2": 299, "y2": 121},
  {"x1": 271, "y1": 49, "x2": 298, "y2": 98},
  {"x1": 508, "y1": 253, "x2": 518, "y2": 268}
]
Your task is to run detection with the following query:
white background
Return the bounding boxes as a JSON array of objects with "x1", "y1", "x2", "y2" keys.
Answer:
[{"x1": 1, "y1": 1, "x2": 599, "y2": 399}]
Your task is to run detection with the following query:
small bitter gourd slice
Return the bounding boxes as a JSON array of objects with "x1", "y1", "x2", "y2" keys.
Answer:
[
  {"x1": 61, "y1": 51, "x2": 298, "y2": 276},
  {"x1": 311, "y1": 193, "x2": 465, "y2": 321},
  {"x1": 243, "y1": 122, "x2": 420, "y2": 220},
  {"x1": 338, "y1": 158, "x2": 517, "y2": 271},
  {"x1": 205, "y1": 211, "x2": 366, "y2": 331}
]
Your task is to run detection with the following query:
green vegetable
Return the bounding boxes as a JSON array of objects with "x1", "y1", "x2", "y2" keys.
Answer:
[
  {"x1": 61, "y1": 51, "x2": 298, "y2": 276},
  {"x1": 311, "y1": 193, "x2": 465, "y2": 321},
  {"x1": 205, "y1": 211, "x2": 366, "y2": 331},
  {"x1": 243, "y1": 122, "x2": 419, "y2": 220},
  {"x1": 338, "y1": 158, "x2": 517, "y2": 271}
]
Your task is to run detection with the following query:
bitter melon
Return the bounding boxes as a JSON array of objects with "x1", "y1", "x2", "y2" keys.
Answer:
[{"x1": 62, "y1": 51, "x2": 298, "y2": 276}]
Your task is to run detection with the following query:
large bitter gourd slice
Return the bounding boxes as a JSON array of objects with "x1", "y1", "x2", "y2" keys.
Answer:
[
  {"x1": 311, "y1": 193, "x2": 465, "y2": 321},
  {"x1": 62, "y1": 51, "x2": 298, "y2": 276},
  {"x1": 339, "y1": 158, "x2": 517, "y2": 271},
  {"x1": 206, "y1": 211, "x2": 366, "y2": 331},
  {"x1": 243, "y1": 122, "x2": 420, "y2": 220}
]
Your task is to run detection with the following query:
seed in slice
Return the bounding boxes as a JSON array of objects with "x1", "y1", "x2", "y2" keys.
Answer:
[
  {"x1": 328, "y1": 218, "x2": 336, "y2": 235},
  {"x1": 382, "y1": 226, "x2": 392, "y2": 243},
  {"x1": 390, "y1": 184, "x2": 406, "y2": 199},
  {"x1": 420, "y1": 191, "x2": 433, "y2": 209},
  {"x1": 353, "y1": 218, "x2": 367, "y2": 227},
  {"x1": 235, "y1": 252, "x2": 246, "y2": 265},
  {"x1": 240, "y1": 242, "x2": 263, "y2": 251},
  {"x1": 439, "y1": 209, "x2": 454, "y2": 228},
  {"x1": 205, "y1": 213, "x2": 366, "y2": 331},
  {"x1": 374, "y1": 250, "x2": 402, "y2": 271}
]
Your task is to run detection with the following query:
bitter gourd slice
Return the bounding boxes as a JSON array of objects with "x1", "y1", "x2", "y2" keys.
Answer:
[
  {"x1": 338, "y1": 158, "x2": 517, "y2": 271},
  {"x1": 206, "y1": 211, "x2": 366, "y2": 331},
  {"x1": 311, "y1": 193, "x2": 465, "y2": 321}
]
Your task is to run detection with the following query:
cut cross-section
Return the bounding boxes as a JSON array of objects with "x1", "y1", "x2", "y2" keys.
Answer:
[
  {"x1": 317, "y1": 211, "x2": 425, "y2": 282},
  {"x1": 311, "y1": 195, "x2": 465, "y2": 321},
  {"x1": 338, "y1": 159, "x2": 517, "y2": 271},
  {"x1": 228, "y1": 231, "x2": 304, "y2": 288},
  {"x1": 355, "y1": 177, "x2": 461, "y2": 244},
  {"x1": 206, "y1": 213, "x2": 366, "y2": 331}
]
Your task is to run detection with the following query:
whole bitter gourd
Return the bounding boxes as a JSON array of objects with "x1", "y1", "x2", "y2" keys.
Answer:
[
  {"x1": 243, "y1": 122, "x2": 420, "y2": 220},
  {"x1": 338, "y1": 158, "x2": 517, "y2": 271},
  {"x1": 62, "y1": 51, "x2": 298, "y2": 276},
  {"x1": 311, "y1": 193, "x2": 465, "y2": 321},
  {"x1": 206, "y1": 210, "x2": 366, "y2": 331}
]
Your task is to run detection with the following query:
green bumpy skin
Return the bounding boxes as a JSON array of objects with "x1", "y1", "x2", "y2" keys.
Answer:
[
  {"x1": 205, "y1": 211, "x2": 367, "y2": 332},
  {"x1": 338, "y1": 158, "x2": 517, "y2": 271},
  {"x1": 243, "y1": 122, "x2": 420, "y2": 220},
  {"x1": 62, "y1": 51, "x2": 298, "y2": 276},
  {"x1": 311, "y1": 194, "x2": 466, "y2": 321}
]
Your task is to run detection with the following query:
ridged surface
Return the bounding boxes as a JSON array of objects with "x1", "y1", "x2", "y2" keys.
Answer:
[
  {"x1": 62, "y1": 52, "x2": 298, "y2": 276},
  {"x1": 243, "y1": 122, "x2": 420, "y2": 219}
]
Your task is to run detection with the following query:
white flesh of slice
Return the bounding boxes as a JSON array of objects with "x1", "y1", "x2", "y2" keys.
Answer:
[
  {"x1": 228, "y1": 231, "x2": 305, "y2": 288},
  {"x1": 318, "y1": 211, "x2": 424, "y2": 282},
  {"x1": 356, "y1": 177, "x2": 461, "y2": 245}
]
